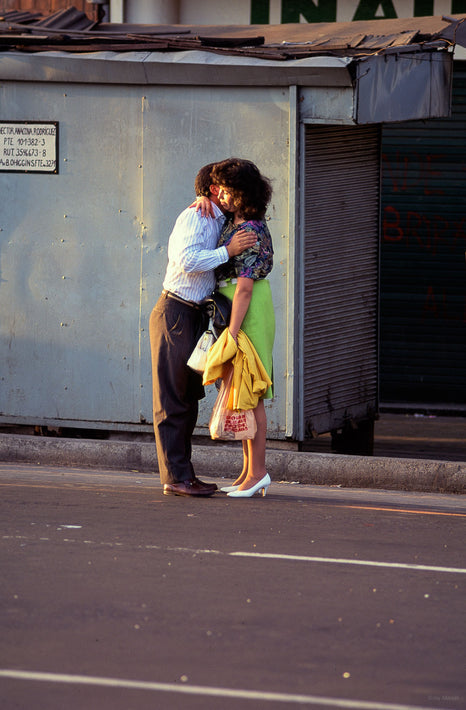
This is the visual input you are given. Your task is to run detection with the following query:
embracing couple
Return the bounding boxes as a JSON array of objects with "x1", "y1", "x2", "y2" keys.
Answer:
[{"x1": 149, "y1": 158, "x2": 275, "y2": 499}]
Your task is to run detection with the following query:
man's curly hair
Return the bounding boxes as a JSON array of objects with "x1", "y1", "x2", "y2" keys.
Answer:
[{"x1": 211, "y1": 158, "x2": 272, "y2": 220}]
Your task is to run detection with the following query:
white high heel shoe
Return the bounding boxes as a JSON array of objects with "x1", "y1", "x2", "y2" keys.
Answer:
[
  {"x1": 227, "y1": 473, "x2": 271, "y2": 498},
  {"x1": 220, "y1": 484, "x2": 240, "y2": 493}
]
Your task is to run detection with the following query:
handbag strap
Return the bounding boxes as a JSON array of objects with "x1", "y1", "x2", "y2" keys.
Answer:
[{"x1": 208, "y1": 317, "x2": 217, "y2": 339}]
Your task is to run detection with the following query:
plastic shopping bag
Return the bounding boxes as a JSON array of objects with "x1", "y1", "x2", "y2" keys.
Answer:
[{"x1": 209, "y1": 366, "x2": 257, "y2": 441}]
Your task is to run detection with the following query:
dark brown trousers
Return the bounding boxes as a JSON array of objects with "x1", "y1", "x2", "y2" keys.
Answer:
[{"x1": 149, "y1": 292, "x2": 206, "y2": 485}]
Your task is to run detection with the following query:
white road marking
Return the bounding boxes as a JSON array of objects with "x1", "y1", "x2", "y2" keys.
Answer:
[
  {"x1": 0, "y1": 669, "x2": 447, "y2": 710},
  {"x1": 229, "y1": 551, "x2": 466, "y2": 575},
  {"x1": 2, "y1": 534, "x2": 465, "y2": 575}
]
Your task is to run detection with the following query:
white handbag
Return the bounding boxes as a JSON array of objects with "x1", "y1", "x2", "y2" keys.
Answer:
[{"x1": 187, "y1": 318, "x2": 216, "y2": 373}]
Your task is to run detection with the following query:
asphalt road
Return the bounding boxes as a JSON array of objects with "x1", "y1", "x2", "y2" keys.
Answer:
[{"x1": 1, "y1": 463, "x2": 465, "y2": 710}]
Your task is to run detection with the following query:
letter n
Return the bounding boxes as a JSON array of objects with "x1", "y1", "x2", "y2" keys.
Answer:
[
  {"x1": 251, "y1": 0, "x2": 269, "y2": 23},
  {"x1": 282, "y1": 1, "x2": 337, "y2": 23}
]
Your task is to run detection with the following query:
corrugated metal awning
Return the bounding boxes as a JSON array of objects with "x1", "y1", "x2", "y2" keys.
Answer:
[
  {"x1": 0, "y1": 8, "x2": 462, "y2": 123},
  {"x1": 0, "y1": 8, "x2": 465, "y2": 58}
]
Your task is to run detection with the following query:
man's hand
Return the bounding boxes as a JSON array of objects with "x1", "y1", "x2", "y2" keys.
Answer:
[{"x1": 227, "y1": 228, "x2": 257, "y2": 257}]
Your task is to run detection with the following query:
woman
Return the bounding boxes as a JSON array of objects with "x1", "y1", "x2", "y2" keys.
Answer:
[{"x1": 210, "y1": 158, "x2": 275, "y2": 498}]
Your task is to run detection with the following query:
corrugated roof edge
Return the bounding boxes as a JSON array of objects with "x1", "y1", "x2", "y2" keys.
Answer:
[
  {"x1": 0, "y1": 9, "x2": 465, "y2": 58},
  {"x1": 0, "y1": 49, "x2": 355, "y2": 88}
]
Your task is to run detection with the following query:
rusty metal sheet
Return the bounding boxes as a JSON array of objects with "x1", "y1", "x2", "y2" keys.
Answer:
[{"x1": 34, "y1": 6, "x2": 95, "y2": 31}]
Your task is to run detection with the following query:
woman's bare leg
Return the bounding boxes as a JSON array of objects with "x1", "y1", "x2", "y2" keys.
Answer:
[
  {"x1": 232, "y1": 441, "x2": 249, "y2": 487},
  {"x1": 237, "y1": 400, "x2": 267, "y2": 490}
]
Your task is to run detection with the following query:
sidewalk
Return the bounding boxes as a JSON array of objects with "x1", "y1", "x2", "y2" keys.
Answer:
[
  {"x1": 0, "y1": 413, "x2": 464, "y2": 494},
  {"x1": 303, "y1": 413, "x2": 466, "y2": 462}
]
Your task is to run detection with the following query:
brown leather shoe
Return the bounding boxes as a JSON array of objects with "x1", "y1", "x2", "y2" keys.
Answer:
[
  {"x1": 163, "y1": 479, "x2": 217, "y2": 497},
  {"x1": 194, "y1": 477, "x2": 218, "y2": 492}
]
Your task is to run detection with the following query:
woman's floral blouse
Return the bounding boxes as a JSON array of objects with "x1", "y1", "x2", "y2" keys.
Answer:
[{"x1": 216, "y1": 219, "x2": 274, "y2": 282}]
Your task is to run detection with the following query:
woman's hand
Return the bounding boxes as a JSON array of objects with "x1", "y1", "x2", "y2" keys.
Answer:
[
  {"x1": 188, "y1": 196, "x2": 214, "y2": 218},
  {"x1": 229, "y1": 329, "x2": 238, "y2": 344}
]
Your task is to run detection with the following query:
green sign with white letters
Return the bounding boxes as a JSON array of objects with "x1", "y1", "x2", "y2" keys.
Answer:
[{"x1": 251, "y1": 0, "x2": 466, "y2": 24}]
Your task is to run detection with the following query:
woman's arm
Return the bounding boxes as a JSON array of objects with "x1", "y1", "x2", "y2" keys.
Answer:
[{"x1": 229, "y1": 277, "x2": 253, "y2": 341}]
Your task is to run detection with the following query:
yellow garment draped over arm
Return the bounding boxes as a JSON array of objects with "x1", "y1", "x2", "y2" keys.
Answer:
[{"x1": 203, "y1": 329, "x2": 272, "y2": 411}]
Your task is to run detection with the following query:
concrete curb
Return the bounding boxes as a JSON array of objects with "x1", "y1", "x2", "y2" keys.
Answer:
[{"x1": 0, "y1": 433, "x2": 465, "y2": 494}]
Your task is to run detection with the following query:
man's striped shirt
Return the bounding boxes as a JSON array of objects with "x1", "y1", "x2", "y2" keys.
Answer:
[{"x1": 163, "y1": 202, "x2": 228, "y2": 303}]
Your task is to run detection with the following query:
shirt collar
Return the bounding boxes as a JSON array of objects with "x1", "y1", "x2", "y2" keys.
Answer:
[{"x1": 211, "y1": 202, "x2": 225, "y2": 221}]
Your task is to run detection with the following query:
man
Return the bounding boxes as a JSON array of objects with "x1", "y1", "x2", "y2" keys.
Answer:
[{"x1": 149, "y1": 163, "x2": 257, "y2": 497}]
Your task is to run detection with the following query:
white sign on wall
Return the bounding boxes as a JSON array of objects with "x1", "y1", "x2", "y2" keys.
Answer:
[{"x1": 0, "y1": 121, "x2": 58, "y2": 174}]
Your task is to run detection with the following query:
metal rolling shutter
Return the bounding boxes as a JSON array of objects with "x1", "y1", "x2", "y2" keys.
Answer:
[
  {"x1": 303, "y1": 125, "x2": 380, "y2": 437},
  {"x1": 380, "y1": 62, "x2": 466, "y2": 407}
]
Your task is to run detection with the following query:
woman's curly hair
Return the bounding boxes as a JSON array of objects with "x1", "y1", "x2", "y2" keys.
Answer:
[{"x1": 211, "y1": 158, "x2": 272, "y2": 220}]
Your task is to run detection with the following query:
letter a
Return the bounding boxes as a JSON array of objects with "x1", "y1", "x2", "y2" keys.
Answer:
[{"x1": 353, "y1": 0, "x2": 398, "y2": 21}]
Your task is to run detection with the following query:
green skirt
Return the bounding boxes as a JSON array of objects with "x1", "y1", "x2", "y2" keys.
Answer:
[{"x1": 219, "y1": 278, "x2": 275, "y2": 399}]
